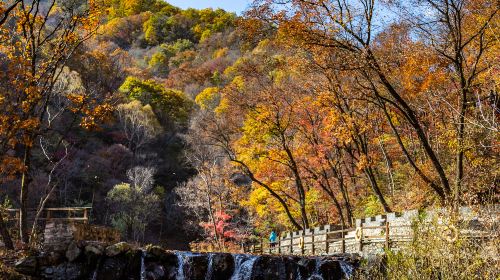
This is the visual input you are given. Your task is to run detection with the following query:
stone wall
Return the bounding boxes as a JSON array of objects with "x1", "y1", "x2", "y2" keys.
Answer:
[
  {"x1": 43, "y1": 221, "x2": 120, "y2": 252},
  {"x1": 15, "y1": 245, "x2": 360, "y2": 280},
  {"x1": 43, "y1": 221, "x2": 79, "y2": 251}
]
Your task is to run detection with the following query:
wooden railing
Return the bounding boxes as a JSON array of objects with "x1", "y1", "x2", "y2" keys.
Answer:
[
  {"x1": 244, "y1": 222, "x2": 483, "y2": 255},
  {"x1": 5, "y1": 207, "x2": 92, "y2": 224}
]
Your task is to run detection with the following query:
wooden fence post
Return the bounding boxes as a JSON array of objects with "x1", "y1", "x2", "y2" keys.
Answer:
[
  {"x1": 311, "y1": 231, "x2": 315, "y2": 255},
  {"x1": 278, "y1": 237, "x2": 281, "y2": 254},
  {"x1": 325, "y1": 232, "x2": 329, "y2": 254},
  {"x1": 341, "y1": 229, "x2": 345, "y2": 254},
  {"x1": 300, "y1": 234, "x2": 305, "y2": 255},
  {"x1": 83, "y1": 208, "x2": 89, "y2": 224},
  {"x1": 385, "y1": 221, "x2": 390, "y2": 250},
  {"x1": 358, "y1": 225, "x2": 363, "y2": 252},
  {"x1": 260, "y1": 237, "x2": 264, "y2": 254}
]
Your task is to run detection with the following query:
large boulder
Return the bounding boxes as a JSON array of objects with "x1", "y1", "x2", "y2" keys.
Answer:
[
  {"x1": 14, "y1": 256, "x2": 38, "y2": 276},
  {"x1": 66, "y1": 242, "x2": 82, "y2": 262},
  {"x1": 105, "y1": 242, "x2": 131, "y2": 257},
  {"x1": 41, "y1": 263, "x2": 83, "y2": 280},
  {"x1": 96, "y1": 256, "x2": 129, "y2": 280},
  {"x1": 318, "y1": 259, "x2": 342, "y2": 280},
  {"x1": 181, "y1": 254, "x2": 209, "y2": 280},
  {"x1": 85, "y1": 242, "x2": 104, "y2": 255},
  {"x1": 211, "y1": 253, "x2": 234, "y2": 279},
  {"x1": 297, "y1": 257, "x2": 317, "y2": 278},
  {"x1": 250, "y1": 256, "x2": 287, "y2": 279},
  {"x1": 146, "y1": 263, "x2": 173, "y2": 280}
]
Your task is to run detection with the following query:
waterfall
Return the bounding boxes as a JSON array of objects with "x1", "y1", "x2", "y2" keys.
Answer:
[
  {"x1": 296, "y1": 266, "x2": 302, "y2": 280},
  {"x1": 176, "y1": 252, "x2": 186, "y2": 280},
  {"x1": 140, "y1": 249, "x2": 146, "y2": 280},
  {"x1": 230, "y1": 254, "x2": 259, "y2": 280},
  {"x1": 307, "y1": 258, "x2": 323, "y2": 280},
  {"x1": 91, "y1": 266, "x2": 98, "y2": 280},
  {"x1": 205, "y1": 253, "x2": 214, "y2": 280},
  {"x1": 91, "y1": 256, "x2": 102, "y2": 280},
  {"x1": 339, "y1": 261, "x2": 354, "y2": 279}
]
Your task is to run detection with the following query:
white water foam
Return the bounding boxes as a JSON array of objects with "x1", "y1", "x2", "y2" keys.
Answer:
[
  {"x1": 176, "y1": 252, "x2": 185, "y2": 280},
  {"x1": 339, "y1": 261, "x2": 354, "y2": 279},
  {"x1": 230, "y1": 254, "x2": 259, "y2": 280},
  {"x1": 307, "y1": 258, "x2": 324, "y2": 280},
  {"x1": 140, "y1": 249, "x2": 147, "y2": 280},
  {"x1": 205, "y1": 253, "x2": 214, "y2": 280},
  {"x1": 91, "y1": 256, "x2": 103, "y2": 280}
]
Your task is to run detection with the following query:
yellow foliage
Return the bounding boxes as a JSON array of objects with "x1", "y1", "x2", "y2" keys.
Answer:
[{"x1": 195, "y1": 87, "x2": 220, "y2": 110}]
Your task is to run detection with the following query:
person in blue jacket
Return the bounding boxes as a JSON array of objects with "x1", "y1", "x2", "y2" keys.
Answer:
[{"x1": 269, "y1": 230, "x2": 277, "y2": 248}]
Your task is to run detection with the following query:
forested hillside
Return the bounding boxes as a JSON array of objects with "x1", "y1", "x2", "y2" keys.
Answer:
[{"x1": 0, "y1": 0, "x2": 498, "y2": 252}]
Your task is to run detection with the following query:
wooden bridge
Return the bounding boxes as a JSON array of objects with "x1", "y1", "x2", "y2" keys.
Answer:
[
  {"x1": 244, "y1": 205, "x2": 499, "y2": 256},
  {"x1": 245, "y1": 222, "x2": 397, "y2": 255},
  {"x1": 2, "y1": 207, "x2": 121, "y2": 250},
  {"x1": 5, "y1": 207, "x2": 92, "y2": 224}
]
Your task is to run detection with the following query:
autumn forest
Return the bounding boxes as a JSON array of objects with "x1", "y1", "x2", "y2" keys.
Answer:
[{"x1": 0, "y1": 0, "x2": 498, "y2": 255}]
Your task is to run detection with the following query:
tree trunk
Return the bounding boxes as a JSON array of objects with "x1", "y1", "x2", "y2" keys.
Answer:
[
  {"x1": 318, "y1": 176, "x2": 346, "y2": 228},
  {"x1": 368, "y1": 51, "x2": 451, "y2": 198},
  {"x1": 20, "y1": 145, "x2": 33, "y2": 243},
  {"x1": 365, "y1": 167, "x2": 391, "y2": 213},
  {"x1": 329, "y1": 160, "x2": 353, "y2": 227},
  {"x1": 455, "y1": 87, "x2": 467, "y2": 210},
  {"x1": 378, "y1": 99, "x2": 446, "y2": 202},
  {"x1": 379, "y1": 75, "x2": 451, "y2": 195},
  {"x1": 0, "y1": 211, "x2": 14, "y2": 250},
  {"x1": 232, "y1": 159, "x2": 303, "y2": 230},
  {"x1": 282, "y1": 141, "x2": 310, "y2": 229}
]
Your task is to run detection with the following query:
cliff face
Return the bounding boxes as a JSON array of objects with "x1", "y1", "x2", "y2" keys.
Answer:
[{"x1": 14, "y1": 242, "x2": 359, "y2": 280}]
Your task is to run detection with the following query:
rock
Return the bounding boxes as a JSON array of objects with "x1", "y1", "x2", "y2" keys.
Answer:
[
  {"x1": 250, "y1": 256, "x2": 287, "y2": 279},
  {"x1": 105, "y1": 242, "x2": 131, "y2": 257},
  {"x1": 38, "y1": 251, "x2": 65, "y2": 267},
  {"x1": 155, "y1": 251, "x2": 179, "y2": 279},
  {"x1": 85, "y1": 243, "x2": 104, "y2": 255},
  {"x1": 182, "y1": 254, "x2": 209, "y2": 280},
  {"x1": 297, "y1": 257, "x2": 316, "y2": 278},
  {"x1": 318, "y1": 259, "x2": 342, "y2": 280},
  {"x1": 123, "y1": 249, "x2": 144, "y2": 278},
  {"x1": 283, "y1": 256, "x2": 302, "y2": 279},
  {"x1": 42, "y1": 263, "x2": 83, "y2": 280},
  {"x1": 66, "y1": 241, "x2": 81, "y2": 261},
  {"x1": 146, "y1": 245, "x2": 165, "y2": 258},
  {"x1": 146, "y1": 264, "x2": 165, "y2": 280},
  {"x1": 14, "y1": 245, "x2": 358, "y2": 280},
  {"x1": 14, "y1": 256, "x2": 38, "y2": 276},
  {"x1": 96, "y1": 256, "x2": 128, "y2": 280},
  {"x1": 211, "y1": 253, "x2": 234, "y2": 279},
  {"x1": 44, "y1": 267, "x2": 54, "y2": 275}
]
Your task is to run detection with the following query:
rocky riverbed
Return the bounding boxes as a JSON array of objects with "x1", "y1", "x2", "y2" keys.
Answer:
[{"x1": 14, "y1": 241, "x2": 359, "y2": 279}]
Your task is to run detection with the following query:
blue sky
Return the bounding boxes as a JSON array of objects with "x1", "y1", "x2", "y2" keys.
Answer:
[{"x1": 166, "y1": 0, "x2": 251, "y2": 15}]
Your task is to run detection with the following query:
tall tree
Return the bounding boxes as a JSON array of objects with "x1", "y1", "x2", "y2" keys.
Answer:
[{"x1": 0, "y1": 0, "x2": 102, "y2": 243}]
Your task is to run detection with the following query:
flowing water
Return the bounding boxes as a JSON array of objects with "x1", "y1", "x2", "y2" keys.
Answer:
[
  {"x1": 84, "y1": 250, "x2": 354, "y2": 280},
  {"x1": 205, "y1": 253, "x2": 214, "y2": 280},
  {"x1": 176, "y1": 252, "x2": 186, "y2": 280},
  {"x1": 339, "y1": 260, "x2": 354, "y2": 279},
  {"x1": 91, "y1": 257, "x2": 102, "y2": 280},
  {"x1": 307, "y1": 258, "x2": 323, "y2": 280},
  {"x1": 230, "y1": 254, "x2": 259, "y2": 280},
  {"x1": 140, "y1": 249, "x2": 146, "y2": 280}
]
